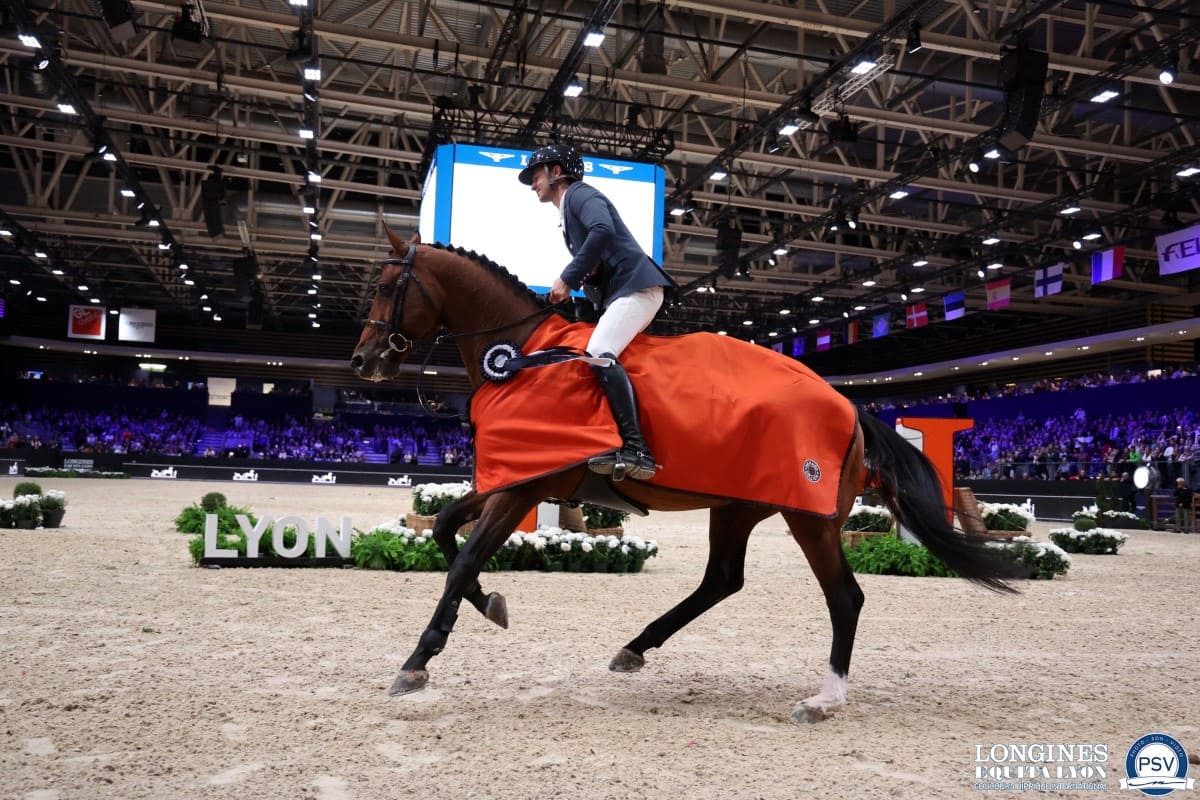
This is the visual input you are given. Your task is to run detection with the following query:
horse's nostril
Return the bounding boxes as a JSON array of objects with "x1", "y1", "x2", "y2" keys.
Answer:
[{"x1": 350, "y1": 354, "x2": 365, "y2": 372}]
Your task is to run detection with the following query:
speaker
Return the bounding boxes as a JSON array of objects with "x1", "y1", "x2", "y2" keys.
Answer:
[
  {"x1": 94, "y1": 0, "x2": 138, "y2": 43},
  {"x1": 715, "y1": 221, "x2": 741, "y2": 279},
  {"x1": 232, "y1": 254, "x2": 260, "y2": 302},
  {"x1": 997, "y1": 48, "x2": 1047, "y2": 150},
  {"x1": 201, "y1": 173, "x2": 225, "y2": 237}
]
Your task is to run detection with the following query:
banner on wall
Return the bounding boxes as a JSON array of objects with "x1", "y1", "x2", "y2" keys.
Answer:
[
  {"x1": 67, "y1": 305, "x2": 106, "y2": 340},
  {"x1": 208, "y1": 377, "x2": 236, "y2": 407},
  {"x1": 118, "y1": 308, "x2": 157, "y2": 342},
  {"x1": 1156, "y1": 222, "x2": 1200, "y2": 276}
]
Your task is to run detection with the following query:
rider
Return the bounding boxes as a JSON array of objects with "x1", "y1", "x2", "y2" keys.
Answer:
[{"x1": 519, "y1": 143, "x2": 676, "y2": 481}]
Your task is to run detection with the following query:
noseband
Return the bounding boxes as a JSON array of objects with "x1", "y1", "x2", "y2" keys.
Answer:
[{"x1": 363, "y1": 244, "x2": 435, "y2": 357}]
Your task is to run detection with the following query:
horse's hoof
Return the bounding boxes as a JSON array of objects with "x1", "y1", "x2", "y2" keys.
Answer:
[
  {"x1": 792, "y1": 703, "x2": 831, "y2": 724},
  {"x1": 388, "y1": 669, "x2": 429, "y2": 696},
  {"x1": 485, "y1": 592, "x2": 509, "y2": 629},
  {"x1": 609, "y1": 648, "x2": 645, "y2": 672}
]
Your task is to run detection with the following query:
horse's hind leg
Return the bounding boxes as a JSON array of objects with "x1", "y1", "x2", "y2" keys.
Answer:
[
  {"x1": 611, "y1": 503, "x2": 771, "y2": 672},
  {"x1": 782, "y1": 511, "x2": 864, "y2": 724},
  {"x1": 431, "y1": 492, "x2": 508, "y2": 629}
]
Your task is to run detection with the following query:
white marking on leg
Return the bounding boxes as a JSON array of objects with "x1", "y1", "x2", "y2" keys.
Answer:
[{"x1": 797, "y1": 665, "x2": 848, "y2": 716}]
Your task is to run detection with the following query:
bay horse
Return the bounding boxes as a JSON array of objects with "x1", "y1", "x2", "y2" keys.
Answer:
[{"x1": 350, "y1": 229, "x2": 1023, "y2": 723}]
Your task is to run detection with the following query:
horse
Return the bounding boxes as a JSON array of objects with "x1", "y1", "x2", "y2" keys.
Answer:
[{"x1": 350, "y1": 228, "x2": 1025, "y2": 723}]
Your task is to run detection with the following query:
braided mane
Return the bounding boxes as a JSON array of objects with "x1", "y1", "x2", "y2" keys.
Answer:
[{"x1": 425, "y1": 241, "x2": 550, "y2": 309}]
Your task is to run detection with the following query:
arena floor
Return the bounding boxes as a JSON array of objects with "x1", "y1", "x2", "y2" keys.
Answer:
[{"x1": 1, "y1": 478, "x2": 1197, "y2": 799}]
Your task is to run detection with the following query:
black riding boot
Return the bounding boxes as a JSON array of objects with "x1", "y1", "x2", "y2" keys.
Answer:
[{"x1": 587, "y1": 354, "x2": 657, "y2": 481}]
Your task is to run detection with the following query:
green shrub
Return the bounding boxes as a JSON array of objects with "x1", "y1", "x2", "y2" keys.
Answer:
[
  {"x1": 842, "y1": 505, "x2": 893, "y2": 532},
  {"x1": 200, "y1": 492, "x2": 228, "y2": 512},
  {"x1": 13, "y1": 481, "x2": 42, "y2": 498},
  {"x1": 1073, "y1": 516, "x2": 1097, "y2": 532},
  {"x1": 843, "y1": 534, "x2": 958, "y2": 578}
]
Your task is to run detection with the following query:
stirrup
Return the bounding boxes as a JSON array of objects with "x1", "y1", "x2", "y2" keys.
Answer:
[{"x1": 588, "y1": 449, "x2": 657, "y2": 482}]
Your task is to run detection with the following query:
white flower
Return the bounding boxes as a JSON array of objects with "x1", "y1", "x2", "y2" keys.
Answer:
[
  {"x1": 979, "y1": 501, "x2": 1036, "y2": 526},
  {"x1": 415, "y1": 535, "x2": 428, "y2": 544},
  {"x1": 532, "y1": 539, "x2": 545, "y2": 551},
  {"x1": 581, "y1": 541, "x2": 593, "y2": 553},
  {"x1": 560, "y1": 542, "x2": 571, "y2": 553}
]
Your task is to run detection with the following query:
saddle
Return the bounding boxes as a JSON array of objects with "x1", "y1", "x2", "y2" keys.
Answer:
[{"x1": 468, "y1": 316, "x2": 858, "y2": 517}]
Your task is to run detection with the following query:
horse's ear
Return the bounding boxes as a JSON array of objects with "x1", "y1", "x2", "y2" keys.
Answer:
[
  {"x1": 385, "y1": 226, "x2": 407, "y2": 255},
  {"x1": 410, "y1": 231, "x2": 421, "y2": 245}
]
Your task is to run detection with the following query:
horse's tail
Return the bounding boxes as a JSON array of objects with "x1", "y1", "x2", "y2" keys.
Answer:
[{"x1": 858, "y1": 412, "x2": 1026, "y2": 593}]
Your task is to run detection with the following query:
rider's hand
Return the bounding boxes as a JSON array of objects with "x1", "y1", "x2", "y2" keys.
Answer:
[{"x1": 549, "y1": 278, "x2": 571, "y2": 304}]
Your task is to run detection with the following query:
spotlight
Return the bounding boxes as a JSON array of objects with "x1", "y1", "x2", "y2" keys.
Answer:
[
  {"x1": 778, "y1": 120, "x2": 801, "y2": 136},
  {"x1": 1159, "y1": 51, "x2": 1178, "y2": 84},
  {"x1": 906, "y1": 21, "x2": 922, "y2": 54},
  {"x1": 306, "y1": 170, "x2": 322, "y2": 183},
  {"x1": 56, "y1": 101, "x2": 77, "y2": 115},
  {"x1": 563, "y1": 75, "x2": 584, "y2": 97},
  {"x1": 303, "y1": 62, "x2": 321, "y2": 81},
  {"x1": 983, "y1": 147, "x2": 1001, "y2": 159},
  {"x1": 298, "y1": 126, "x2": 314, "y2": 139},
  {"x1": 303, "y1": 85, "x2": 319, "y2": 102},
  {"x1": 1177, "y1": 166, "x2": 1200, "y2": 178},
  {"x1": 913, "y1": 256, "x2": 929, "y2": 267},
  {"x1": 850, "y1": 54, "x2": 877, "y2": 75},
  {"x1": 967, "y1": 158, "x2": 981, "y2": 174},
  {"x1": 19, "y1": 33, "x2": 43, "y2": 49},
  {"x1": 583, "y1": 29, "x2": 605, "y2": 47},
  {"x1": 1090, "y1": 88, "x2": 1119, "y2": 103},
  {"x1": 847, "y1": 207, "x2": 860, "y2": 230},
  {"x1": 709, "y1": 168, "x2": 728, "y2": 181},
  {"x1": 33, "y1": 50, "x2": 51, "y2": 71},
  {"x1": 1060, "y1": 205, "x2": 1080, "y2": 215}
]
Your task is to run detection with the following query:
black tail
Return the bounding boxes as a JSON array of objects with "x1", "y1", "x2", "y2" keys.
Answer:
[{"x1": 858, "y1": 413, "x2": 1026, "y2": 593}]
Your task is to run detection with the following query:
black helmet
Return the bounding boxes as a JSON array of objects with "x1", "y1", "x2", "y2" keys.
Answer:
[{"x1": 518, "y1": 143, "x2": 584, "y2": 185}]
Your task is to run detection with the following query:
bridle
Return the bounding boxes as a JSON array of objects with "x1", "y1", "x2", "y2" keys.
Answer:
[
  {"x1": 362, "y1": 242, "x2": 566, "y2": 416},
  {"x1": 363, "y1": 243, "x2": 432, "y2": 359}
]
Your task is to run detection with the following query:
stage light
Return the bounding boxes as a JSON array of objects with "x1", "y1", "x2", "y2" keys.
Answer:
[
  {"x1": 303, "y1": 85, "x2": 319, "y2": 102},
  {"x1": 35, "y1": 250, "x2": 48, "y2": 258},
  {"x1": 1177, "y1": 166, "x2": 1199, "y2": 178},
  {"x1": 709, "y1": 168, "x2": 728, "y2": 181},
  {"x1": 1090, "y1": 88, "x2": 1119, "y2": 103},
  {"x1": 982, "y1": 235, "x2": 1000, "y2": 245},
  {"x1": 303, "y1": 63, "x2": 321, "y2": 81},
  {"x1": 583, "y1": 29, "x2": 605, "y2": 47},
  {"x1": 778, "y1": 120, "x2": 801, "y2": 136},
  {"x1": 307, "y1": 170, "x2": 322, "y2": 183},
  {"x1": 889, "y1": 189, "x2": 909, "y2": 200},
  {"x1": 33, "y1": 51, "x2": 51, "y2": 71},
  {"x1": 911, "y1": 286, "x2": 925, "y2": 293},
  {"x1": 302, "y1": 201, "x2": 315, "y2": 214},
  {"x1": 913, "y1": 257, "x2": 928, "y2": 267},
  {"x1": 983, "y1": 147, "x2": 1001, "y2": 159},
  {"x1": 1082, "y1": 231, "x2": 1101, "y2": 241},
  {"x1": 850, "y1": 55, "x2": 877, "y2": 75},
  {"x1": 56, "y1": 101, "x2": 77, "y2": 115},
  {"x1": 1159, "y1": 52, "x2": 1177, "y2": 84},
  {"x1": 1060, "y1": 205, "x2": 1080, "y2": 214},
  {"x1": 563, "y1": 75, "x2": 584, "y2": 97},
  {"x1": 19, "y1": 33, "x2": 43, "y2": 49},
  {"x1": 906, "y1": 21, "x2": 922, "y2": 54},
  {"x1": 298, "y1": 127, "x2": 314, "y2": 139}
]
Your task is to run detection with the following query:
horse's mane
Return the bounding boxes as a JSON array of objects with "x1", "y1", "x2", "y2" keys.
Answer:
[{"x1": 425, "y1": 241, "x2": 559, "y2": 314}]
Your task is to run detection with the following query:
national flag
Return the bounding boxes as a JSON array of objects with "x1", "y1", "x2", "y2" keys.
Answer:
[
  {"x1": 1034, "y1": 263, "x2": 1064, "y2": 298},
  {"x1": 816, "y1": 329, "x2": 831, "y2": 351},
  {"x1": 846, "y1": 320, "x2": 859, "y2": 345},
  {"x1": 872, "y1": 311, "x2": 890, "y2": 338},
  {"x1": 986, "y1": 278, "x2": 1011, "y2": 310},
  {"x1": 1091, "y1": 245, "x2": 1124, "y2": 284},
  {"x1": 905, "y1": 302, "x2": 928, "y2": 329},
  {"x1": 791, "y1": 336, "x2": 805, "y2": 357},
  {"x1": 943, "y1": 290, "x2": 965, "y2": 321}
]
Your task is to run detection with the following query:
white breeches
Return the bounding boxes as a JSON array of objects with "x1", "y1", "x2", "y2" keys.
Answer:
[{"x1": 586, "y1": 286, "x2": 664, "y2": 358}]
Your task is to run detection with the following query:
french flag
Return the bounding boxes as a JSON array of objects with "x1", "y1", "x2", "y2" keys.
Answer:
[
  {"x1": 1091, "y1": 246, "x2": 1124, "y2": 284},
  {"x1": 816, "y1": 329, "x2": 831, "y2": 351}
]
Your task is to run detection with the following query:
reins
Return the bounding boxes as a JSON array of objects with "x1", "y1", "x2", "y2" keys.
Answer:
[{"x1": 366, "y1": 243, "x2": 566, "y2": 418}]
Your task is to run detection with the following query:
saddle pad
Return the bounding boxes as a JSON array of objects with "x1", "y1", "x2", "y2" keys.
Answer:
[{"x1": 469, "y1": 315, "x2": 858, "y2": 517}]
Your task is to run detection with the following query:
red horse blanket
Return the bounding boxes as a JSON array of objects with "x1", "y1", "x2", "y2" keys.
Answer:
[{"x1": 470, "y1": 316, "x2": 858, "y2": 516}]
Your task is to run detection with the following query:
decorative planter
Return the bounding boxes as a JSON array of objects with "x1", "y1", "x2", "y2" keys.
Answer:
[
  {"x1": 986, "y1": 529, "x2": 1025, "y2": 540},
  {"x1": 587, "y1": 527, "x2": 624, "y2": 540},
  {"x1": 407, "y1": 514, "x2": 476, "y2": 538},
  {"x1": 15, "y1": 518, "x2": 39, "y2": 530},
  {"x1": 41, "y1": 509, "x2": 66, "y2": 528},
  {"x1": 841, "y1": 530, "x2": 890, "y2": 548}
]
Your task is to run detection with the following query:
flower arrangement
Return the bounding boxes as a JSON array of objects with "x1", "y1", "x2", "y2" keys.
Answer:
[
  {"x1": 1072, "y1": 504, "x2": 1146, "y2": 530},
  {"x1": 987, "y1": 536, "x2": 1071, "y2": 579},
  {"x1": 979, "y1": 501, "x2": 1035, "y2": 532},
  {"x1": 1048, "y1": 527, "x2": 1128, "y2": 555},
  {"x1": 412, "y1": 481, "x2": 473, "y2": 516},
  {"x1": 582, "y1": 503, "x2": 630, "y2": 531},
  {"x1": 22, "y1": 467, "x2": 129, "y2": 479},
  {"x1": 0, "y1": 499, "x2": 12, "y2": 528},
  {"x1": 10, "y1": 494, "x2": 43, "y2": 528},
  {"x1": 841, "y1": 503, "x2": 894, "y2": 533},
  {"x1": 350, "y1": 523, "x2": 659, "y2": 573}
]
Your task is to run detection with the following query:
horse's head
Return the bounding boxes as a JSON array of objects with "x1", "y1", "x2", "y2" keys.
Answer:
[{"x1": 350, "y1": 228, "x2": 444, "y2": 382}]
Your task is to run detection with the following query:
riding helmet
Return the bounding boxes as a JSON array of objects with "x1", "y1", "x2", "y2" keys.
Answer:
[{"x1": 518, "y1": 143, "x2": 584, "y2": 185}]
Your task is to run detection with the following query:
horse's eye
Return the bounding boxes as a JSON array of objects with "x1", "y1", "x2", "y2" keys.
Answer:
[{"x1": 378, "y1": 283, "x2": 394, "y2": 297}]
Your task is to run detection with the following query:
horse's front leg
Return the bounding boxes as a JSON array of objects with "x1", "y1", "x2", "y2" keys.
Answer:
[
  {"x1": 431, "y1": 492, "x2": 508, "y2": 629},
  {"x1": 391, "y1": 491, "x2": 537, "y2": 696}
]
